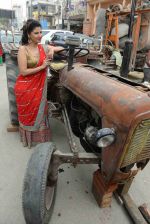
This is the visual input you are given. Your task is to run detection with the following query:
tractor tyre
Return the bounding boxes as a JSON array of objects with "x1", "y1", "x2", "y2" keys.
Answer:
[
  {"x1": 5, "y1": 53, "x2": 19, "y2": 125},
  {"x1": 22, "y1": 142, "x2": 57, "y2": 224}
]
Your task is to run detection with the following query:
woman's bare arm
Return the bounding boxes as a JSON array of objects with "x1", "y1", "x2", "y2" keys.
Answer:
[
  {"x1": 17, "y1": 46, "x2": 46, "y2": 76},
  {"x1": 46, "y1": 46, "x2": 64, "y2": 59},
  {"x1": 53, "y1": 46, "x2": 64, "y2": 53}
]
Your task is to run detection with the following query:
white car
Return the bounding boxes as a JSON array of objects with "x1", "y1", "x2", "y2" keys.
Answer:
[
  {"x1": 42, "y1": 29, "x2": 52, "y2": 37},
  {"x1": 41, "y1": 30, "x2": 73, "y2": 44}
]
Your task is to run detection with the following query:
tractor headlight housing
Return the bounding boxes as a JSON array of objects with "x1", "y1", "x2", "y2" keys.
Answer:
[{"x1": 85, "y1": 127, "x2": 116, "y2": 148}]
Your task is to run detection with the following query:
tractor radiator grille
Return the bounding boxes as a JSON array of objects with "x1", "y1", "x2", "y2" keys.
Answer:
[{"x1": 121, "y1": 119, "x2": 150, "y2": 168}]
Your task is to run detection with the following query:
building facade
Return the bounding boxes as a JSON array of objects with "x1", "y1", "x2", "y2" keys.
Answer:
[
  {"x1": 66, "y1": 0, "x2": 87, "y2": 32},
  {"x1": 12, "y1": 4, "x2": 23, "y2": 31},
  {"x1": 0, "y1": 9, "x2": 15, "y2": 30},
  {"x1": 26, "y1": 0, "x2": 64, "y2": 29}
]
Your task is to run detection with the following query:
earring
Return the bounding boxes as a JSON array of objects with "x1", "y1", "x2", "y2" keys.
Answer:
[{"x1": 28, "y1": 36, "x2": 32, "y2": 44}]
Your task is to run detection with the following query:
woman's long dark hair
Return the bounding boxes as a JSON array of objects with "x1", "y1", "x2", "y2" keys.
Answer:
[{"x1": 21, "y1": 19, "x2": 41, "y2": 45}]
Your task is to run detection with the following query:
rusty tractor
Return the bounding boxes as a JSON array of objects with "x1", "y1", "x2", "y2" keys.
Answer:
[{"x1": 6, "y1": 35, "x2": 150, "y2": 224}]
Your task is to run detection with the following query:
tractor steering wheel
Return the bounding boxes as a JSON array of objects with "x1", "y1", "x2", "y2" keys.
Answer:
[{"x1": 55, "y1": 47, "x2": 89, "y2": 60}]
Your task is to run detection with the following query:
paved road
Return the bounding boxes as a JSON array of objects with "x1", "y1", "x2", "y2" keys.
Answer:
[{"x1": 0, "y1": 64, "x2": 150, "y2": 224}]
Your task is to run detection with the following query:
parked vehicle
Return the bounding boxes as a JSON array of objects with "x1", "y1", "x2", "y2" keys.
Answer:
[
  {"x1": 13, "y1": 32, "x2": 22, "y2": 45},
  {"x1": 49, "y1": 32, "x2": 71, "y2": 47},
  {"x1": 41, "y1": 30, "x2": 73, "y2": 44},
  {"x1": 42, "y1": 29, "x2": 52, "y2": 37},
  {"x1": 0, "y1": 33, "x2": 14, "y2": 61},
  {"x1": 74, "y1": 33, "x2": 94, "y2": 45},
  {"x1": 49, "y1": 32, "x2": 102, "y2": 51}
]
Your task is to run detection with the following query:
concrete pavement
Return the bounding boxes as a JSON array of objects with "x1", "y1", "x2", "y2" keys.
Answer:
[{"x1": 0, "y1": 63, "x2": 150, "y2": 224}]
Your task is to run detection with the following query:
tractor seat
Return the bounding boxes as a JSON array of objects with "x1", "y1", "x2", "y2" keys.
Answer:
[{"x1": 48, "y1": 61, "x2": 67, "y2": 72}]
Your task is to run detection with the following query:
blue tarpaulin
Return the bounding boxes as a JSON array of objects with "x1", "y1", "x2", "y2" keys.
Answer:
[{"x1": 40, "y1": 19, "x2": 48, "y2": 29}]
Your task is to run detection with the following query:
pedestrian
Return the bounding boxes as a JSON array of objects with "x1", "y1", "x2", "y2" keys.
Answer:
[
  {"x1": 143, "y1": 49, "x2": 150, "y2": 82},
  {"x1": 14, "y1": 19, "x2": 63, "y2": 148},
  {"x1": 0, "y1": 42, "x2": 3, "y2": 66}
]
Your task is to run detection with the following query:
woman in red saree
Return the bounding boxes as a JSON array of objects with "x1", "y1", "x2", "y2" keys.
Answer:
[{"x1": 15, "y1": 19, "x2": 62, "y2": 148}]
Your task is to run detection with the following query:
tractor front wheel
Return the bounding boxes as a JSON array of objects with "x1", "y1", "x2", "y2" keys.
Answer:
[{"x1": 22, "y1": 142, "x2": 57, "y2": 224}]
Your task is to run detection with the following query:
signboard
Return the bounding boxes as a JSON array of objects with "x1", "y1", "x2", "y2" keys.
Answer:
[
  {"x1": 32, "y1": 0, "x2": 54, "y2": 5},
  {"x1": 67, "y1": 0, "x2": 86, "y2": 18}
]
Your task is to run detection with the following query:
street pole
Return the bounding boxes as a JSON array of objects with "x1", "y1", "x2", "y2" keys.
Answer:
[
  {"x1": 60, "y1": 0, "x2": 64, "y2": 29},
  {"x1": 66, "y1": 0, "x2": 70, "y2": 30},
  {"x1": 38, "y1": 3, "x2": 40, "y2": 21},
  {"x1": 11, "y1": 0, "x2": 13, "y2": 27},
  {"x1": 30, "y1": 0, "x2": 32, "y2": 18},
  {"x1": 11, "y1": 0, "x2": 14, "y2": 37}
]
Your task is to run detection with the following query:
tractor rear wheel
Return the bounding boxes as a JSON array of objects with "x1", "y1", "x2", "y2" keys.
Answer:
[{"x1": 5, "y1": 53, "x2": 19, "y2": 125}]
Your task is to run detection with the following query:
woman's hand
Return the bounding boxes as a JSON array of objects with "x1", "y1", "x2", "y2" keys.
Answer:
[
  {"x1": 47, "y1": 47, "x2": 54, "y2": 60},
  {"x1": 46, "y1": 46, "x2": 64, "y2": 60},
  {"x1": 41, "y1": 59, "x2": 50, "y2": 69}
]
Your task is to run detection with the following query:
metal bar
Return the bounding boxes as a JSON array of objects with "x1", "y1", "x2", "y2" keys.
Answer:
[
  {"x1": 107, "y1": 8, "x2": 150, "y2": 16},
  {"x1": 62, "y1": 109, "x2": 73, "y2": 150},
  {"x1": 105, "y1": 14, "x2": 113, "y2": 46},
  {"x1": 130, "y1": 14, "x2": 141, "y2": 70},
  {"x1": 48, "y1": 150, "x2": 101, "y2": 185},
  {"x1": 128, "y1": 0, "x2": 137, "y2": 39},
  {"x1": 68, "y1": 46, "x2": 75, "y2": 71},
  {"x1": 53, "y1": 150, "x2": 101, "y2": 164},
  {"x1": 115, "y1": 16, "x2": 119, "y2": 49},
  {"x1": 62, "y1": 105, "x2": 78, "y2": 156},
  {"x1": 139, "y1": 204, "x2": 150, "y2": 224},
  {"x1": 117, "y1": 177, "x2": 134, "y2": 195},
  {"x1": 121, "y1": 193, "x2": 147, "y2": 224}
]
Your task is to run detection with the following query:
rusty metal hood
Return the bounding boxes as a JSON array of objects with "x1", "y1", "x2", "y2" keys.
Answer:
[{"x1": 60, "y1": 64, "x2": 150, "y2": 129}]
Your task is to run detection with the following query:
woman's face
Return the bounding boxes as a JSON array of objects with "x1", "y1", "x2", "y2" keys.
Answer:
[{"x1": 29, "y1": 26, "x2": 42, "y2": 44}]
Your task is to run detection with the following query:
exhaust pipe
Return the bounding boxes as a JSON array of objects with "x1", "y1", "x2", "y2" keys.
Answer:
[{"x1": 120, "y1": 0, "x2": 137, "y2": 77}]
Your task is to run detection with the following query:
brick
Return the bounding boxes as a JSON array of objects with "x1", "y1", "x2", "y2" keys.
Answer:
[{"x1": 92, "y1": 169, "x2": 118, "y2": 208}]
